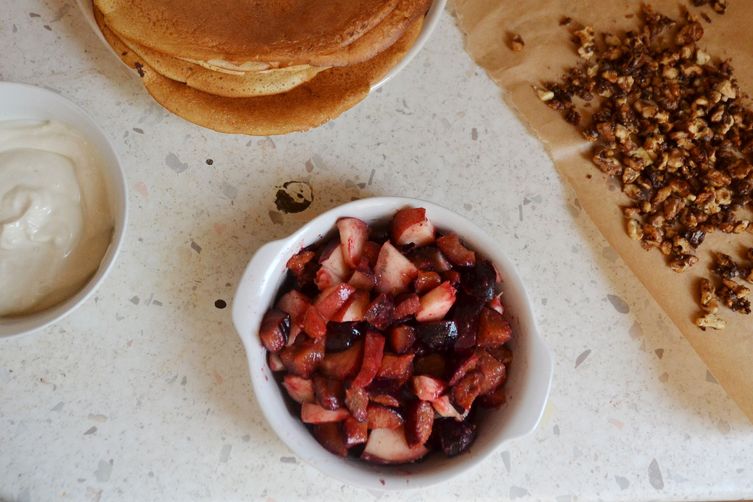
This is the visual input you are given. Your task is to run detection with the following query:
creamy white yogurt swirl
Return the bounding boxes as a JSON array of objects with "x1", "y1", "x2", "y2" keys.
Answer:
[{"x1": 0, "y1": 120, "x2": 113, "y2": 316}]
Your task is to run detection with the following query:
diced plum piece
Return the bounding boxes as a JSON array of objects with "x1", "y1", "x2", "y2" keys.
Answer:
[
  {"x1": 286, "y1": 250, "x2": 317, "y2": 285},
  {"x1": 276, "y1": 290, "x2": 311, "y2": 326},
  {"x1": 460, "y1": 260, "x2": 498, "y2": 301},
  {"x1": 319, "y1": 241, "x2": 351, "y2": 278},
  {"x1": 415, "y1": 271, "x2": 442, "y2": 294},
  {"x1": 449, "y1": 352, "x2": 480, "y2": 386},
  {"x1": 437, "y1": 234, "x2": 476, "y2": 267},
  {"x1": 345, "y1": 385, "x2": 369, "y2": 423},
  {"x1": 364, "y1": 293, "x2": 395, "y2": 331},
  {"x1": 407, "y1": 246, "x2": 452, "y2": 273},
  {"x1": 259, "y1": 309, "x2": 290, "y2": 353},
  {"x1": 374, "y1": 241, "x2": 419, "y2": 295},
  {"x1": 303, "y1": 305, "x2": 327, "y2": 339},
  {"x1": 282, "y1": 375, "x2": 315, "y2": 404},
  {"x1": 388, "y1": 325, "x2": 416, "y2": 354},
  {"x1": 415, "y1": 320, "x2": 459, "y2": 352},
  {"x1": 315, "y1": 267, "x2": 342, "y2": 291},
  {"x1": 337, "y1": 217, "x2": 369, "y2": 268},
  {"x1": 312, "y1": 423, "x2": 348, "y2": 457},
  {"x1": 343, "y1": 416, "x2": 368, "y2": 446},
  {"x1": 394, "y1": 294, "x2": 420, "y2": 320},
  {"x1": 367, "y1": 405, "x2": 404, "y2": 430},
  {"x1": 443, "y1": 269, "x2": 461, "y2": 286},
  {"x1": 487, "y1": 295, "x2": 504, "y2": 315},
  {"x1": 369, "y1": 393, "x2": 401, "y2": 408},
  {"x1": 487, "y1": 345, "x2": 513, "y2": 366},
  {"x1": 477, "y1": 350, "x2": 507, "y2": 395},
  {"x1": 477, "y1": 307, "x2": 513, "y2": 348},
  {"x1": 412, "y1": 375, "x2": 446, "y2": 401},
  {"x1": 348, "y1": 270, "x2": 375, "y2": 291},
  {"x1": 450, "y1": 371, "x2": 483, "y2": 412},
  {"x1": 361, "y1": 427, "x2": 430, "y2": 464},
  {"x1": 313, "y1": 375, "x2": 345, "y2": 410},
  {"x1": 279, "y1": 336, "x2": 325, "y2": 378},
  {"x1": 324, "y1": 321, "x2": 363, "y2": 353},
  {"x1": 435, "y1": 418, "x2": 477, "y2": 457},
  {"x1": 392, "y1": 207, "x2": 435, "y2": 247},
  {"x1": 301, "y1": 403, "x2": 349, "y2": 423},
  {"x1": 452, "y1": 293, "x2": 485, "y2": 351},
  {"x1": 315, "y1": 242, "x2": 350, "y2": 290},
  {"x1": 405, "y1": 400, "x2": 434, "y2": 447},
  {"x1": 352, "y1": 331, "x2": 386, "y2": 388},
  {"x1": 331, "y1": 290, "x2": 369, "y2": 323},
  {"x1": 268, "y1": 352, "x2": 285, "y2": 372},
  {"x1": 314, "y1": 283, "x2": 356, "y2": 320},
  {"x1": 431, "y1": 395, "x2": 466, "y2": 420},
  {"x1": 479, "y1": 383, "x2": 507, "y2": 408},
  {"x1": 321, "y1": 340, "x2": 363, "y2": 380},
  {"x1": 416, "y1": 281, "x2": 457, "y2": 322},
  {"x1": 414, "y1": 353, "x2": 448, "y2": 379},
  {"x1": 377, "y1": 353, "x2": 415, "y2": 381},
  {"x1": 362, "y1": 241, "x2": 381, "y2": 268},
  {"x1": 287, "y1": 250, "x2": 316, "y2": 273}
]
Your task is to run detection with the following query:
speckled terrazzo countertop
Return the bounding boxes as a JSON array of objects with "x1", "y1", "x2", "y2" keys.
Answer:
[{"x1": 1, "y1": 2, "x2": 752, "y2": 501}]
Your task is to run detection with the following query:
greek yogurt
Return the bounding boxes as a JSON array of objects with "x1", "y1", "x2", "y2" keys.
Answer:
[{"x1": 0, "y1": 120, "x2": 113, "y2": 316}]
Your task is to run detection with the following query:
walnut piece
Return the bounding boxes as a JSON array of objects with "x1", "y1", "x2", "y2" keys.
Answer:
[
  {"x1": 699, "y1": 278, "x2": 719, "y2": 313},
  {"x1": 713, "y1": 253, "x2": 742, "y2": 279},
  {"x1": 695, "y1": 312, "x2": 727, "y2": 330},
  {"x1": 717, "y1": 279, "x2": 752, "y2": 314}
]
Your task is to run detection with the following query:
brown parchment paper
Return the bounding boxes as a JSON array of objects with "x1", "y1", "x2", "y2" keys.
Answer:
[{"x1": 452, "y1": 0, "x2": 753, "y2": 422}]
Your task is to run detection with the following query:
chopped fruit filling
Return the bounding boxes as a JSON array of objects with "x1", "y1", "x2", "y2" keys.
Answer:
[
  {"x1": 260, "y1": 207, "x2": 515, "y2": 464},
  {"x1": 259, "y1": 309, "x2": 290, "y2": 353},
  {"x1": 337, "y1": 217, "x2": 369, "y2": 268},
  {"x1": 392, "y1": 207, "x2": 436, "y2": 247}
]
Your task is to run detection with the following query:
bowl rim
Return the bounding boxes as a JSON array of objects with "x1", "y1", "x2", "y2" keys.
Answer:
[
  {"x1": 0, "y1": 81, "x2": 129, "y2": 339},
  {"x1": 371, "y1": 0, "x2": 447, "y2": 91},
  {"x1": 232, "y1": 196, "x2": 553, "y2": 491},
  {"x1": 73, "y1": 0, "x2": 446, "y2": 93}
]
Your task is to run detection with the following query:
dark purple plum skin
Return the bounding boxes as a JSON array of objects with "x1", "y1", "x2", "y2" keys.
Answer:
[
  {"x1": 415, "y1": 320, "x2": 459, "y2": 351},
  {"x1": 452, "y1": 293, "x2": 485, "y2": 351},
  {"x1": 460, "y1": 260, "x2": 498, "y2": 301},
  {"x1": 325, "y1": 322, "x2": 364, "y2": 352},
  {"x1": 435, "y1": 418, "x2": 477, "y2": 457}
]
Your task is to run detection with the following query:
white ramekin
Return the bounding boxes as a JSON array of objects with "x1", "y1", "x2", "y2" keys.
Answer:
[
  {"x1": 0, "y1": 82, "x2": 128, "y2": 338},
  {"x1": 232, "y1": 196, "x2": 552, "y2": 491}
]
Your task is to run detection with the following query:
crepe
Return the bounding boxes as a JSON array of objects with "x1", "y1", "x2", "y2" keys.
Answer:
[
  {"x1": 98, "y1": 16, "x2": 424, "y2": 135},
  {"x1": 303, "y1": 0, "x2": 432, "y2": 67},
  {"x1": 94, "y1": 0, "x2": 400, "y2": 66},
  {"x1": 97, "y1": 11, "x2": 325, "y2": 98},
  {"x1": 103, "y1": 0, "x2": 428, "y2": 79}
]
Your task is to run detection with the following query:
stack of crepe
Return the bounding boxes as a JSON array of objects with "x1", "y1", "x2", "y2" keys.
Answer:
[{"x1": 93, "y1": 0, "x2": 431, "y2": 135}]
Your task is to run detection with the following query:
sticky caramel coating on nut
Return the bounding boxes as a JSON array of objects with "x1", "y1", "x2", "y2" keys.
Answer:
[
  {"x1": 538, "y1": 6, "x2": 753, "y2": 275},
  {"x1": 538, "y1": 5, "x2": 753, "y2": 328}
]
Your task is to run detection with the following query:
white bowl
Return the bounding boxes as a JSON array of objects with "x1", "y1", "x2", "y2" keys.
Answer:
[
  {"x1": 74, "y1": 0, "x2": 446, "y2": 92},
  {"x1": 0, "y1": 82, "x2": 128, "y2": 338},
  {"x1": 232, "y1": 197, "x2": 552, "y2": 491}
]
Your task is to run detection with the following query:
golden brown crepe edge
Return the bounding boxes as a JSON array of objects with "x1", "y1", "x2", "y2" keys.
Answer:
[{"x1": 95, "y1": 9, "x2": 424, "y2": 135}]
